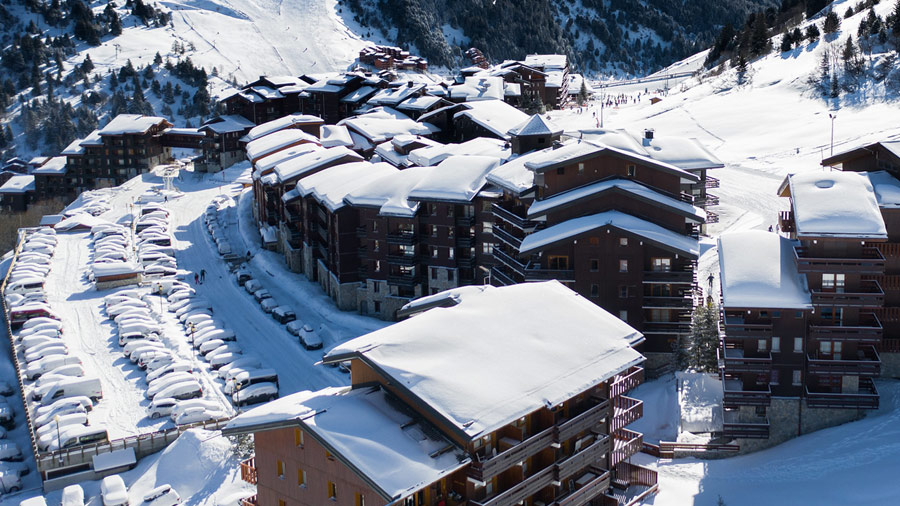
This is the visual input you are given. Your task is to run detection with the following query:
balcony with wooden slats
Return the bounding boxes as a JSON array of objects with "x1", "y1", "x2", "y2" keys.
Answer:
[
  {"x1": 805, "y1": 377, "x2": 879, "y2": 409},
  {"x1": 794, "y1": 245, "x2": 885, "y2": 274},
  {"x1": 808, "y1": 312, "x2": 882, "y2": 344},
  {"x1": 240, "y1": 457, "x2": 257, "y2": 485},
  {"x1": 807, "y1": 345, "x2": 881, "y2": 377},
  {"x1": 610, "y1": 429, "x2": 643, "y2": 467},
  {"x1": 810, "y1": 279, "x2": 884, "y2": 308},
  {"x1": 553, "y1": 467, "x2": 611, "y2": 506},
  {"x1": 610, "y1": 396, "x2": 643, "y2": 433}
]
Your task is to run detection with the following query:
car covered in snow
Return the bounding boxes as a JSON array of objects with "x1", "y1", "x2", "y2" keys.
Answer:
[
  {"x1": 259, "y1": 298, "x2": 278, "y2": 313},
  {"x1": 272, "y1": 306, "x2": 296, "y2": 324},
  {"x1": 142, "y1": 484, "x2": 180, "y2": 506},
  {"x1": 243, "y1": 279, "x2": 261, "y2": 294},
  {"x1": 298, "y1": 324, "x2": 322, "y2": 350},
  {"x1": 100, "y1": 474, "x2": 129, "y2": 506},
  {"x1": 232, "y1": 382, "x2": 278, "y2": 407},
  {"x1": 61, "y1": 484, "x2": 85, "y2": 506}
]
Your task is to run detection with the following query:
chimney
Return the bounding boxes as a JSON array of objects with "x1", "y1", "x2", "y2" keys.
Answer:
[
  {"x1": 552, "y1": 140, "x2": 563, "y2": 150},
  {"x1": 644, "y1": 129, "x2": 654, "y2": 140}
]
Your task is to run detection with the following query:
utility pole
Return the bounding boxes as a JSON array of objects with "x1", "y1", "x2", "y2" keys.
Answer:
[{"x1": 829, "y1": 113, "x2": 837, "y2": 157}]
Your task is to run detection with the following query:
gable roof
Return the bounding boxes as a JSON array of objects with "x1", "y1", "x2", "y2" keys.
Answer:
[
  {"x1": 295, "y1": 161, "x2": 398, "y2": 212},
  {"x1": 719, "y1": 230, "x2": 812, "y2": 310},
  {"x1": 407, "y1": 155, "x2": 500, "y2": 203},
  {"x1": 452, "y1": 100, "x2": 530, "y2": 140},
  {"x1": 344, "y1": 166, "x2": 434, "y2": 217},
  {"x1": 578, "y1": 129, "x2": 724, "y2": 171},
  {"x1": 788, "y1": 171, "x2": 887, "y2": 240},
  {"x1": 821, "y1": 140, "x2": 900, "y2": 167},
  {"x1": 508, "y1": 115, "x2": 563, "y2": 137},
  {"x1": 98, "y1": 114, "x2": 169, "y2": 136},
  {"x1": 273, "y1": 147, "x2": 363, "y2": 183}
]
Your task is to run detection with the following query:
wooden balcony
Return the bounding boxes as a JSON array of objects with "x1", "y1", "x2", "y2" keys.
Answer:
[
  {"x1": 805, "y1": 377, "x2": 879, "y2": 409},
  {"x1": 704, "y1": 175, "x2": 720, "y2": 189},
  {"x1": 492, "y1": 203, "x2": 540, "y2": 231},
  {"x1": 808, "y1": 312, "x2": 882, "y2": 344},
  {"x1": 470, "y1": 464, "x2": 556, "y2": 506},
  {"x1": 553, "y1": 467, "x2": 611, "y2": 506},
  {"x1": 779, "y1": 211, "x2": 795, "y2": 233},
  {"x1": 490, "y1": 266, "x2": 517, "y2": 286},
  {"x1": 610, "y1": 396, "x2": 643, "y2": 433},
  {"x1": 524, "y1": 268, "x2": 576, "y2": 282},
  {"x1": 240, "y1": 496, "x2": 257, "y2": 506},
  {"x1": 807, "y1": 345, "x2": 881, "y2": 377},
  {"x1": 456, "y1": 215, "x2": 476, "y2": 227},
  {"x1": 723, "y1": 316, "x2": 773, "y2": 338},
  {"x1": 722, "y1": 348, "x2": 773, "y2": 374},
  {"x1": 642, "y1": 320, "x2": 691, "y2": 335},
  {"x1": 556, "y1": 437, "x2": 611, "y2": 482},
  {"x1": 469, "y1": 425, "x2": 557, "y2": 481},
  {"x1": 557, "y1": 396, "x2": 611, "y2": 443},
  {"x1": 642, "y1": 295, "x2": 693, "y2": 310},
  {"x1": 722, "y1": 410, "x2": 770, "y2": 439},
  {"x1": 386, "y1": 254, "x2": 418, "y2": 266},
  {"x1": 492, "y1": 247, "x2": 526, "y2": 274},
  {"x1": 794, "y1": 246, "x2": 885, "y2": 274},
  {"x1": 610, "y1": 429, "x2": 642, "y2": 467},
  {"x1": 493, "y1": 227, "x2": 523, "y2": 249},
  {"x1": 240, "y1": 457, "x2": 257, "y2": 485},
  {"x1": 722, "y1": 376, "x2": 771, "y2": 407},
  {"x1": 457, "y1": 235, "x2": 475, "y2": 248},
  {"x1": 642, "y1": 269, "x2": 694, "y2": 284},
  {"x1": 610, "y1": 367, "x2": 644, "y2": 398},
  {"x1": 386, "y1": 230, "x2": 417, "y2": 245},
  {"x1": 605, "y1": 462, "x2": 659, "y2": 506},
  {"x1": 810, "y1": 280, "x2": 884, "y2": 308}
]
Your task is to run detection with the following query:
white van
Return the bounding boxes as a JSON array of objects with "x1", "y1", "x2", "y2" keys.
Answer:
[
  {"x1": 226, "y1": 369, "x2": 278, "y2": 394},
  {"x1": 40, "y1": 377, "x2": 102, "y2": 405},
  {"x1": 153, "y1": 380, "x2": 202, "y2": 401},
  {"x1": 26, "y1": 355, "x2": 82, "y2": 380},
  {"x1": 48, "y1": 425, "x2": 109, "y2": 451},
  {"x1": 146, "y1": 373, "x2": 196, "y2": 399},
  {"x1": 5, "y1": 277, "x2": 45, "y2": 295}
]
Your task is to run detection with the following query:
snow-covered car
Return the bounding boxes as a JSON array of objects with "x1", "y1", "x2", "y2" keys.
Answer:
[
  {"x1": 0, "y1": 441, "x2": 23, "y2": 462},
  {"x1": 20, "y1": 334, "x2": 62, "y2": 350},
  {"x1": 217, "y1": 357, "x2": 262, "y2": 379},
  {"x1": 0, "y1": 470, "x2": 22, "y2": 494},
  {"x1": 205, "y1": 343, "x2": 242, "y2": 361},
  {"x1": 217, "y1": 241, "x2": 232, "y2": 255},
  {"x1": 24, "y1": 344, "x2": 68, "y2": 363},
  {"x1": 178, "y1": 308, "x2": 212, "y2": 323},
  {"x1": 153, "y1": 380, "x2": 202, "y2": 401},
  {"x1": 146, "y1": 362, "x2": 192, "y2": 383},
  {"x1": 298, "y1": 324, "x2": 322, "y2": 350},
  {"x1": 21, "y1": 317, "x2": 60, "y2": 331},
  {"x1": 145, "y1": 354, "x2": 181, "y2": 375},
  {"x1": 170, "y1": 399, "x2": 221, "y2": 421},
  {"x1": 183, "y1": 313, "x2": 214, "y2": 327},
  {"x1": 147, "y1": 397, "x2": 178, "y2": 420},
  {"x1": 123, "y1": 339, "x2": 164, "y2": 357},
  {"x1": 272, "y1": 306, "x2": 296, "y2": 324},
  {"x1": 100, "y1": 474, "x2": 129, "y2": 506},
  {"x1": 232, "y1": 382, "x2": 278, "y2": 407},
  {"x1": 243, "y1": 279, "x2": 262, "y2": 293},
  {"x1": 193, "y1": 328, "x2": 235, "y2": 347},
  {"x1": 0, "y1": 382, "x2": 13, "y2": 397},
  {"x1": 25, "y1": 355, "x2": 82, "y2": 380},
  {"x1": 43, "y1": 363, "x2": 85, "y2": 379},
  {"x1": 143, "y1": 265, "x2": 178, "y2": 278},
  {"x1": 61, "y1": 484, "x2": 85, "y2": 506},
  {"x1": 285, "y1": 320, "x2": 304, "y2": 336},
  {"x1": 259, "y1": 298, "x2": 278, "y2": 313},
  {"x1": 174, "y1": 407, "x2": 223, "y2": 426},
  {"x1": 107, "y1": 301, "x2": 149, "y2": 317},
  {"x1": 198, "y1": 339, "x2": 228, "y2": 355},
  {"x1": 233, "y1": 268, "x2": 252, "y2": 286},
  {"x1": 33, "y1": 398, "x2": 91, "y2": 426},
  {"x1": 253, "y1": 289, "x2": 271, "y2": 303},
  {"x1": 142, "y1": 484, "x2": 180, "y2": 506},
  {"x1": 209, "y1": 352, "x2": 242, "y2": 370}
]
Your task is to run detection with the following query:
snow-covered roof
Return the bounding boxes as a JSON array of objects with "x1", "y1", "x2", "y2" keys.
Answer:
[
  {"x1": 504, "y1": 83, "x2": 521, "y2": 98},
  {"x1": 201, "y1": 115, "x2": 255, "y2": 135},
  {"x1": 408, "y1": 155, "x2": 500, "y2": 203},
  {"x1": 524, "y1": 139, "x2": 698, "y2": 181},
  {"x1": 164, "y1": 127, "x2": 204, "y2": 136},
  {"x1": 788, "y1": 171, "x2": 887, "y2": 239},
  {"x1": 865, "y1": 171, "x2": 900, "y2": 208},
  {"x1": 295, "y1": 161, "x2": 397, "y2": 212},
  {"x1": 579, "y1": 129, "x2": 725, "y2": 171},
  {"x1": 344, "y1": 166, "x2": 434, "y2": 217},
  {"x1": 719, "y1": 230, "x2": 812, "y2": 310},
  {"x1": 408, "y1": 137, "x2": 511, "y2": 167},
  {"x1": 273, "y1": 147, "x2": 363, "y2": 183},
  {"x1": 567, "y1": 74, "x2": 594, "y2": 95},
  {"x1": 339, "y1": 85, "x2": 378, "y2": 104},
  {"x1": 304, "y1": 78, "x2": 343, "y2": 93},
  {"x1": 396, "y1": 95, "x2": 442, "y2": 111},
  {"x1": 245, "y1": 129, "x2": 320, "y2": 162},
  {"x1": 527, "y1": 178, "x2": 706, "y2": 222},
  {"x1": 524, "y1": 54, "x2": 567, "y2": 70},
  {"x1": 242, "y1": 114, "x2": 324, "y2": 143},
  {"x1": 367, "y1": 84, "x2": 425, "y2": 106},
  {"x1": 325, "y1": 281, "x2": 644, "y2": 439},
  {"x1": 98, "y1": 114, "x2": 169, "y2": 136},
  {"x1": 484, "y1": 150, "x2": 548, "y2": 194},
  {"x1": 55, "y1": 213, "x2": 111, "y2": 231},
  {"x1": 254, "y1": 144, "x2": 322, "y2": 174},
  {"x1": 32, "y1": 156, "x2": 67, "y2": 175},
  {"x1": 92, "y1": 262, "x2": 142, "y2": 278},
  {"x1": 225, "y1": 386, "x2": 468, "y2": 501},
  {"x1": 350, "y1": 131, "x2": 374, "y2": 152},
  {"x1": 447, "y1": 76, "x2": 505, "y2": 101},
  {"x1": 319, "y1": 125, "x2": 354, "y2": 148},
  {"x1": 262, "y1": 75, "x2": 306, "y2": 87},
  {"x1": 452, "y1": 99, "x2": 529, "y2": 140},
  {"x1": 339, "y1": 112, "x2": 438, "y2": 144},
  {"x1": 249, "y1": 86, "x2": 284, "y2": 100},
  {"x1": 545, "y1": 70, "x2": 565, "y2": 88},
  {"x1": 80, "y1": 130, "x2": 104, "y2": 146},
  {"x1": 62, "y1": 137, "x2": 86, "y2": 156},
  {"x1": 374, "y1": 136, "x2": 442, "y2": 168},
  {"x1": 519, "y1": 210, "x2": 699, "y2": 258},
  {"x1": 508, "y1": 114, "x2": 562, "y2": 137},
  {"x1": 0, "y1": 175, "x2": 34, "y2": 193}
]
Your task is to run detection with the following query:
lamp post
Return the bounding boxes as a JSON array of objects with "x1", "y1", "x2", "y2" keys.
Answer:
[
  {"x1": 54, "y1": 414, "x2": 61, "y2": 453},
  {"x1": 829, "y1": 113, "x2": 837, "y2": 157}
]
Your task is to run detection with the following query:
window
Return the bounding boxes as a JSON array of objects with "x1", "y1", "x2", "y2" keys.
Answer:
[
  {"x1": 760, "y1": 311, "x2": 769, "y2": 318},
  {"x1": 482, "y1": 242, "x2": 494, "y2": 254},
  {"x1": 626, "y1": 164, "x2": 636, "y2": 177},
  {"x1": 278, "y1": 500, "x2": 285, "y2": 506},
  {"x1": 793, "y1": 337, "x2": 803, "y2": 353},
  {"x1": 447, "y1": 206, "x2": 454, "y2": 217},
  {"x1": 589, "y1": 237, "x2": 600, "y2": 246},
  {"x1": 373, "y1": 282, "x2": 379, "y2": 293},
  {"x1": 769, "y1": 369, "x2": 779, "y2": 385},
  {"x1": 429, "y1": 204, "x2": 437, "y2": 216},
  {"x1": 651, "y1": 258, "x2": 672, "y2": 272},
  {"x1": 355, "y1": 493, "x2": 366, "y2": 506},
  {"x1": 276, "y1": 460, "x2": 284, "y2": 479},
  {"x1": 792, "y1": 370, "x2": 802, "y2": 386},
  {"x1": 297, "y1": 469, "x2": 306, "y2": 487},
  {"x1": 795, "y1": 311, "x2": 804, "y2": 318},
  {"x1": 619, "y1": 237, "x2": 628, "y2": 246},
  {"x1": 449, "y1": 248, "x2": 455, "y2": 259},
  {"x1": 328, "y1": 481, "x2": 338, "y2": 500},
  {"x1": 822, "y1": 273, "x2": 845, "y2": 292},
  {"x1": 619, "y1": 285, "x2": 629, "y2": 298},
  {"x1": 373, "y1": 240, "x2": 380, "y2": 253},
  {"x1": 374, "y1": 260, "x2": 381, "y2": 272},
  {"x1": 577, "y1": 163, "x2": 584, "y2": 175},
  {"x1": 758, "y1": 339, "x2": 767, "y2": 351},
  {"x1": 431, "y1": 225, "x2": 438, "y2": 237},
  {"x1": 619, "y1": 259, "x2": 628, "y2": 272},
  {"x1": 772, "y1": 337, "x2": 781, "y2": 353},
  {"x1": 483, "y1": 222, "x2": 493, "y2": 234},
  {"x1": 549, "y1": 256, "x2": 569, "y2": 269},
  {"x1": 431, "y1": 246, "x2": 438, "y2": 258},
  {"x1": 590, "y1": 259, "x2": 599, "y2": 271},
  {"x1": 325, "y1": 449, "x2": 335, "y2": 461},
  {"x1": 557, "y1": 167, "x2": 565, "y2": 175},
  {"x1": 448, "y1": 227, "x2": 455, "y2": 239},
  {"x1": 372, "y1": 221, "x2": 379, "y2": 232},
  {"x1": 448, "y1": 270, "x2": 454, "y2": 281},
  {"x1": 374, "y1": 301, "x2": 381, "y2": 313},
  {"x1": 431, "y1": 268, "x2": 438, "y2": 280},
  {"x1": 294, "y1": 428, "x2": 304, "y2": 447},
  {"x1": 619, "y1": 310, "x2": 628, "y2": 321},
  {"x1": 820, "y1": 341, "x2": 832, "y2": 354},
  {"x1": 772, "y1": 311, "x2": 781, "y2": 318},
  {"x1": 590, "y1": 284, "x2": 599, "y2": 298},
  {"x1": 482, "y1": 201, "x2": 492, "y2": 212}
]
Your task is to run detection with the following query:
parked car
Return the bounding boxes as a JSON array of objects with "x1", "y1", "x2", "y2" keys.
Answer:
[
  {"x1": 0, "y1": 404, "x2": 13, "y2": 430},
  {"x1": 272, "y1": 306, "x2": 296, "y2": 324},
  {"x1": 33, "y1": 398, "x2": 92, "y2": 426},
  {"x1": 47, "y1": 425, "x2": 108, "y2": 451},
  {"x1": 0, "y1": 441, "x2": 23, "y2": 462},
  {"x1": 152, "y1": 380, "x2": 202, "y2": 401},
  {"x1": 100, "y1": 475, "x2": 129, "y2": 506},
  {"x1": 147, "y1": 397, "x2": 178, "y2": 420},
  {"x1": 146, "y1": 373, "x2": 196, "y2": 399},
  {"x1": 61, "y1": 484, "x2": 85, "y2": 506},
  {"x1": 252, "y1": 289, "x2": 271, "y2": 302},
  {"x1": 25, "y1": 355, "x2": 82, "y2": 380},
  {"x1": 142, "y1": 484, "x2": 180, "y2": 506},
  {"x1": 170, "y1": 400, "x2": 220, "y2": 421},
  {"x1": 232, "y1": 382, "x2": 278, "y2": 407},
  {"x1": 298, "y1": 324, "x2": 322, "y2": 350},
  {"x1": 146, "y1": 362, "x2": 192, "y2": 383},
  {"x1": 217, "y1": 357, "x2": 262, "y2": 379},
  {"x1": 243, "y1": 280, "x2": 261, "y2": 294},
  {"x1": 0, "y1": 470, "x2": 22, "y2": 494},
  {"x1": 40, "y1": 377, "x2": 103, "y2": 405},
  {"x1": 209, "y1": 352, "x2": 242, "y2": 370},
  {"x1": 193, "y1": 329, "x2": 235, "y2": 347},
  {"x1": 285, "y1": 320, "x2": 304, "y2": 336},
  {"x1": 174, "y1": 407, "x2": 223, "y2": 426},
  {"x1": 0, "y1": 382, "x2": 13, "y2": 397},
  {"x1": 234, "y1": 268, "x2": 252, "y2": 286}
]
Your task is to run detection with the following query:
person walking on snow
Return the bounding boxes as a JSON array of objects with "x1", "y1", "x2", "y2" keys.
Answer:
[
  {"x1": 200, "y1": 269, "x2": 206, "y2": 283},
  {"x1": 194, "y1": 273, "x2": 199, "y2": 285}
]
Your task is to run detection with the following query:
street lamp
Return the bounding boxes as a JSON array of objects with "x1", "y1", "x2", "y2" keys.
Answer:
[
  {"x1": 829, "y1": 113, "x2": 837, "y2": 157},
  {"x1": 54, "y1": 414, "x2": 61, "y2": 453}
]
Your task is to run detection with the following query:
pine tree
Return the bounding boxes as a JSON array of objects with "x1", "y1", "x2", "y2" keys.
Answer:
[
  {"x1": 750, "y1": 13, "x2": 771, "y2": 57},
  {"x1": 153, "y1": 52, "x2": 162, "y2": 66},
  {"x1": 577, "y1": 80, "x2": 588, "y2": 106},
  {"x1": 824, "y1": 10, "x2": 841, "y2": 35},
  {"x1": 82, "y1": 54, "x2": 94, "y2": 74},
  {"x1": 735, "y1": 52, "x2": 749, "y2": 85},
  {"x1": 780, "y1": 31, "x2": 793, "y2": 53},
  {"x1": 807, "y1": 23, "x2": 821, "y2": 41},
  {"x1": 687, "y1": 300, "x2": 720, "y2": 372},
  {"x1": 891, "y1": 0, "x2": 900, "y2": 36},
  {"x1": 109, "y1": 72, "x2": 118, "y2": 89}
]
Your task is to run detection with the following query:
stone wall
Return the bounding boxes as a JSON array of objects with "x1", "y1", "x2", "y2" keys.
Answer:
[
  {"x1": 425, "y1": 266, "x2": 459, "y2": 294},
  {"x1": 735, "y1": 397, "x2": 863, "y2": 454},
  {"x1": 356, "y1": 280, "x2": 413, "y2": 321},
  {"x1": 881, "y1": 352, "x2": 900, "y2": 379}
]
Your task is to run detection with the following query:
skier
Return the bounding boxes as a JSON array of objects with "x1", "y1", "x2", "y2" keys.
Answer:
[
  {"x1": 246, "y1": 250, "x2": 252, "y2": 261},
  {"x1": 707, "y1": 273, "x2": 715, "y2": 292},
  {"x1": 200, "y1": 269, "x2": 206, "y2": 283},
  {"x1": 194, "y1": 273, "x2": 199, "y2": 285}
]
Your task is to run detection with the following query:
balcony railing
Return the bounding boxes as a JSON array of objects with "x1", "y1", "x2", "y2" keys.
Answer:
[
  {"x1": 779, "y1": 210, "x2": 795, "y2": 233},
  {"x1": 457, "y1": 235, "x2": 475, "y2": 248},
  {"x1": 240, "y1": 496, "x2": 258, "y2": 506},
  {"x1": 642, "y1": 295, "x2": 694, "y2": 309},
  {"x1": 355, "y1": 226, "x2": 367, "y2": 238},
  {"x1": 470, "y1": 464, "x2": 556, "y2": 506},
  {"x1": 642, "y1": 320, "x2": 691, "y2": 335},
  {"x1": 807, "y1": 345, "x2": 881, "y2": 377},
  {"x1": 810, "y1": 279, "x2": 884, "y2": 308},
  {"x1": 721, "y1": 348, "x2": 773, "y2": 374},
  {"x1": 457, "y1": 256, "x2": 476, "y2": 269},
  {"x1": 240, "y1": 457, "x2": 257, "y2": 485},
  {"x1": 610, "y1": 367, "x2": 644, "y2": 398},
  {"x1": 610, "y1": 429, "x2": 643, "y2": 467},
  {"x1": 492, "y1": 247, "x2": 527, "y2": 273},
  {"x1": 469, "y1": 425, "x2": 557, "y2": 481},
  {"x1": 557, "y1": 396, "x2": 611, "y2": 442},
  {"x1": 556, "y1": 436, "x2": 611, "y2": 481},
  {"x1": 490, "y1": 266, "x2": 517, "y2": 286},
  {"x1": 610, "y1": 396, "x2": 643, "y2": 433},
  {"x1": 493, "y1": 227, "x2": 523, "y2": 249},
  {"x1": 553, "y1": 467, "x2": 611, "y2": 506},
  {"x1": 492, "y1": 203, "x2": 540, "y2": 231},
  {"x1": 722, "y1": 375, "x2": 771, "y2": 407},
  {"x1": 808, "y1": 312, "x2": 882, "y2": 344},
  {"x1": 386, "y1": 231, "x2": 417, "y2": 245},
  {"x1": 805, "y1": 377, "x2": 879, "y2": 409},
  {"x1": 456, "y1": 215, "x2": 476, "y2": 227},
  {"x1": 794, "y1": 246, "x2": 885, "y2": 274},
  {"x1": 642, "y1": 269, "x2": 694, "y2": 284},
  {"x1": 524, "y1": 268, "x2": 576, "y2": 282},
  {"x1": 722, "y1": 410, "x2": 770, "y2": 439},
  {"x1": 722, "y1": 317, "x2": 773, "y2": 338},
  {"x1": 704, "y1": 175, "x2": 720, "y2": 189},
  {"x1": 386, "y1": 254, "x2": 418, "y2": 266},
  {"x1": 387, "y1": 274, "x2": 420, "y2": 288}
]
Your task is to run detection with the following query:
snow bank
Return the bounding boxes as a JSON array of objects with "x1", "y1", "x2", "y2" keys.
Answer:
[{"x1": 677, "y1": 372, "x2": 723, "y2": 433}]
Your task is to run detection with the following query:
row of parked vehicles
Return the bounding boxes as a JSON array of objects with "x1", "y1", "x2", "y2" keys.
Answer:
[
  {"x1": 133, "y1": 205, "x2": 181, "y2": 280},
  {"x1": 16, "y1": 477, "x2": 180, "y2": 506}
]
